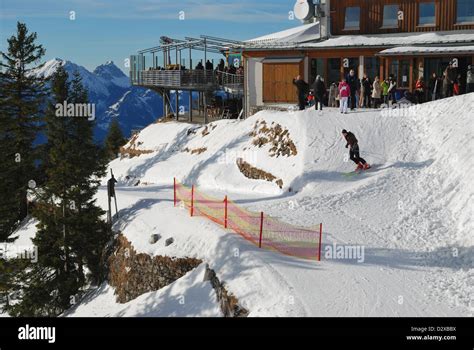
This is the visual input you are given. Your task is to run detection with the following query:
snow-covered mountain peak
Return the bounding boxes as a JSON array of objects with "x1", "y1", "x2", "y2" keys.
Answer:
[{"x1": 93, "y1": 61, "x2": 130, "y2": 88}]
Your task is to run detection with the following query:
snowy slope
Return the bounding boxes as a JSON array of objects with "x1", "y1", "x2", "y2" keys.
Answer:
[
  {"x1": 105, "y1": 113, "x2": 305, "y2": 195},
  {"x1": 8, "y1": 94, "x2": 474, "y2": 317}
]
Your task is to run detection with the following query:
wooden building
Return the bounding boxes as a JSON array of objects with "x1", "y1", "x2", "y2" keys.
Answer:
[{"x1": 238, "y1": 0, "x2": 474, "y2": 116}]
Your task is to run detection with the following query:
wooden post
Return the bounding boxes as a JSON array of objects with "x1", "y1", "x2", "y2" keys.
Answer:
[
  {"x1": 190, "y1": 185, "x2": 194, "y2": 217},
  {"x1": 224, "y1": 196, "x2": 228, "y2": 228},
  {"x1": 318, "y1": 223, "x2": 323, "y2": 262},
  {"x1": 259, "y1": 212, "x2": 264, "y2": 248}
]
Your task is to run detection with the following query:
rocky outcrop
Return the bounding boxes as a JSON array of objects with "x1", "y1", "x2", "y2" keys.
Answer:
[
  {"x1": 183, "y1": 147, "x2": 207, "y2": 155},
  {"x1": 107, "y1": 234, "x2": 249, "y2": 317},
  {"x1": 108, "y1": 234, "x2": 201, "y2": 303},
  {"x1": 236, "y1": 158, "x2": 283, "y2": 189},
  {"x1": 249, "y1": 120, "x2": 297, "y2": 157},
  {"x1": 119, "y1": 133, "x2": 154, "y2": 158},
  {"x1": 203, "y1": 265, "x2": 249, "y2": 317}
]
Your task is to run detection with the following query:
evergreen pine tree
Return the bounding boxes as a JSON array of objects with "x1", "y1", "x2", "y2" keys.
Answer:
[
  {"x1": 104, "y1": 119, "x2": 126, "y2": 159},
  {"x1": 7, "y1": 67, "x2": 112, "y2": 316},
  {"x1": 67, "y1": 71, "x2": 110, "y2": 284},
  {"x1": 7, "y1": 66, "x2": 79, "y2": 316},
  {"x1": 0, "y1": 22, "x2": 46, "y2": 240}
]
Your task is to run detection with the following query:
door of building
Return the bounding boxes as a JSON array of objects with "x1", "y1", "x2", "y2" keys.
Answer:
[{"x1": 263, "y1": 63, "x2": 301, "y2": 103}]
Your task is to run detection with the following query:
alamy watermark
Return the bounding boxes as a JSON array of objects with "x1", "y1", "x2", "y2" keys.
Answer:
[
  {"x1": 55, "y1": 101, "x2": 96, "y2": 121},
  {"x1": 217, "y1": 149, "x2": 258, "y2": 165},
  {"x1": 324, "y1": 242, "x2": 365, "y2": 263}
]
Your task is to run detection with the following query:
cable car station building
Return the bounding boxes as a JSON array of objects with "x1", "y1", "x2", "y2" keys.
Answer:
[{"x1": 237, "y1": 0, "x2": 474, "y2": 116}]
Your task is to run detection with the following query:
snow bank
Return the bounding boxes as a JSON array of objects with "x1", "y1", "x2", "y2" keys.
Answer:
[{"x1": 65, "y1": 264, "x2": 221, "y2": 317}]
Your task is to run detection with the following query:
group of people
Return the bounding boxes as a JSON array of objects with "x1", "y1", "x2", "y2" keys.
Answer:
[
  {"x1": 425, "y1": 63, "x2": 474, "y2": 101},
  {"x1": 293, "y1": 63, "x2": 474, "y2": 112}
]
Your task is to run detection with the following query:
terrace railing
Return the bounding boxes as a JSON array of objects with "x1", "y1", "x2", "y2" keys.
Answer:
[
  {"x1": 132, "y1": 69, "x2": 217, "y2": 89},
  {"x1": 217, "y1": 70, "x2": 244, "y2": 92},
  {"x1": 131, "y1": 68, "x2": 244, "y2": 92}
]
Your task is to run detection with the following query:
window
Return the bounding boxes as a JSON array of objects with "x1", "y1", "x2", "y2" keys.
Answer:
[
  {"x1": 344, "y1": 7, "x2": 360, "y2": 30},
  {"x1": 328, "y1": 58, "x2": 341, "y2": 85},
  {"x1": 457, "y1": 0, "x2": 474, "y2": 24},
  {"x1": 419, "y1": 2, "x2": 436, "y2": 26},
  {"x1": 389, "y1": 59, "x2": 410, "y2": 88},
  {"x1": 365, "y1": 57, "x2": 380, "y2": 79},
  {"x1": 382, "y1": 5, "x2": 399, "y2": 28},
  {"x1": 311, "y1": 58, "x2": 325, "y2": 84}
]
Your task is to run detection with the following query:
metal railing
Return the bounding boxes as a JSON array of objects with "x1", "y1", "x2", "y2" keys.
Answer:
[
  {"x1": 217, "y1": 71, "x2": 244, "y2": 86},
  {"x1": 131, "y1": 68, "x2": 244, "y2": 91},
  {"x1": 132, "y1": 69, "x2": 216, "y2": 88}
]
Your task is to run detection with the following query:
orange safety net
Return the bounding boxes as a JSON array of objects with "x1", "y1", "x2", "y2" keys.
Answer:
[{"x1": 174, "y1": 179, "x2": 322, "y2": 261}]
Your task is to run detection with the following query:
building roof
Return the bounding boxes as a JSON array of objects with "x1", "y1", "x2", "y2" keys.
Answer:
[
  {"x1": 245, "y1": 21, "x2": 320, "y2": 45},
  {"x1": 378, "y1": 45, "x2": 474, "y2": 56},
  {"x1": 240, "y1": 26, "x2": 474, "y2": 51}
]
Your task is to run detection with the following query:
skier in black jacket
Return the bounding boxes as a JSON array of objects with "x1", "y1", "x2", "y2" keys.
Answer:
[
  {"x1": 342, "y1": 129, "x2": 370, "y2": 171},
  {"x1": 312, "y1": 75, "x2": 326, "y2": 111},
  {"x1": 293, "y1": 75, "x2": 309, "y2": 111}
]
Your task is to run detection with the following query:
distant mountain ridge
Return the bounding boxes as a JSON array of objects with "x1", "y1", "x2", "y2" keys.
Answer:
[{"x1": 33, "y1": 58, "x2": 164, "y2": 141}]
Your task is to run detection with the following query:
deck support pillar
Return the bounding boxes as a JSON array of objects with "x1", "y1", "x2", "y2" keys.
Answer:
[
  {"x1": 203, "y1": 91, "x2": 208, "y2": 124},
  {"x1": 175, "y1": 90, "x2": 180, "y2": 121},
  {"x1": 189, "y1": 90, "x2": 193, "y2": 122}
]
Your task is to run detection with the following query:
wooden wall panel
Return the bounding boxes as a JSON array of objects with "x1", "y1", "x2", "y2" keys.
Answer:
[
  {"x1": 330, "y1": 0, "x2": 474, "y2": 35},
  {"x1": 262, "y1": 63, "x2": 300, "y2": 103}
]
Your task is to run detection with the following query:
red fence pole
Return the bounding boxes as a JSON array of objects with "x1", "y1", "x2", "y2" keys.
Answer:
[
  {"x1": 190, "y1": 185, "x2": 194, "y2": 217},
  {"x1": 259, "y1": 212, "x2": 264, "y2": 248},
  {"x1": 224, "y1": 195, "x2": 228, "y2": 228},
  {"x1": 318, "y1": 223, "x2": 323, "y2": 261},
  {"x1": 173, "y1": 177, "x2": 177, "y2": 207}
]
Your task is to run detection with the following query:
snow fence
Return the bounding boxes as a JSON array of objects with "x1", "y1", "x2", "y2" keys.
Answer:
[{"x1": 174, "y1": 178, "x2": 323, "y2": 261}]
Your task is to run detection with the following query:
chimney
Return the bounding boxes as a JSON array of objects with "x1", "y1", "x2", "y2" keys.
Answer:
[{"x1": 319, "y1": 0, "x2": 331, "y2": 39}]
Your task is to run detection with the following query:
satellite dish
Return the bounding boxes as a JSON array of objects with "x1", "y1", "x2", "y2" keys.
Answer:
[{"x1": 294, "y1": 0, "x2": 315, "y2": 21}]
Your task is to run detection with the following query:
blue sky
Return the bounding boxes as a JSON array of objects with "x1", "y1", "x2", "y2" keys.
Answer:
[{"x1": 0, "y1": 0, "x2": 300, "y2": 73}]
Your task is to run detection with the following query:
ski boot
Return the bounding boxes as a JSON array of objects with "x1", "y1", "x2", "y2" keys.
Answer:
[
  {"x1": 363, "y1": 163, "x2": 371, "y2": 170},
  {"x1": 355, "y1": 163, "x2": 364, "y2": 172}
]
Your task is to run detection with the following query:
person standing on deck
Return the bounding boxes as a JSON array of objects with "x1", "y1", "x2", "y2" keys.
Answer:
[
  {"x1": 467, "y1": 65, "x2": 474, "y2": 94},
  {"x1": 338, "y1": 79, "x2": 351, "y2": 114},
  {"x1": 312, "y1": 75, "x2": 326, "y2": 111},
  {"x1": 293, "y1": 75, "x2": 309, "y2": 111},
  {"x1": 342, "y1": 129, "x2": 370, "y2": 172},
  {"x1": 346, "y1": 69, "x2": 359, "y2": 111},
  {"x1": 372, "y1": 76, "x2": 382, "y2": 108},
  {"x1": 328, "y1": 82, "x2": 339, "y2": 107},
  {"x1": 429, "y1": 72, "x2": 440, "y2": 101}
]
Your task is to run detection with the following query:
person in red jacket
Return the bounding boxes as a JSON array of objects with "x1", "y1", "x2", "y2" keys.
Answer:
[
  {"x1": 338, "y1": 79, "x2": 351, "y2": 114},
  {"x1": 415, "y1": 77, "x2": 425, "y2": 104},
  {"x1": 342, "y1": 129, "x2": 370, "y2": 171}
]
